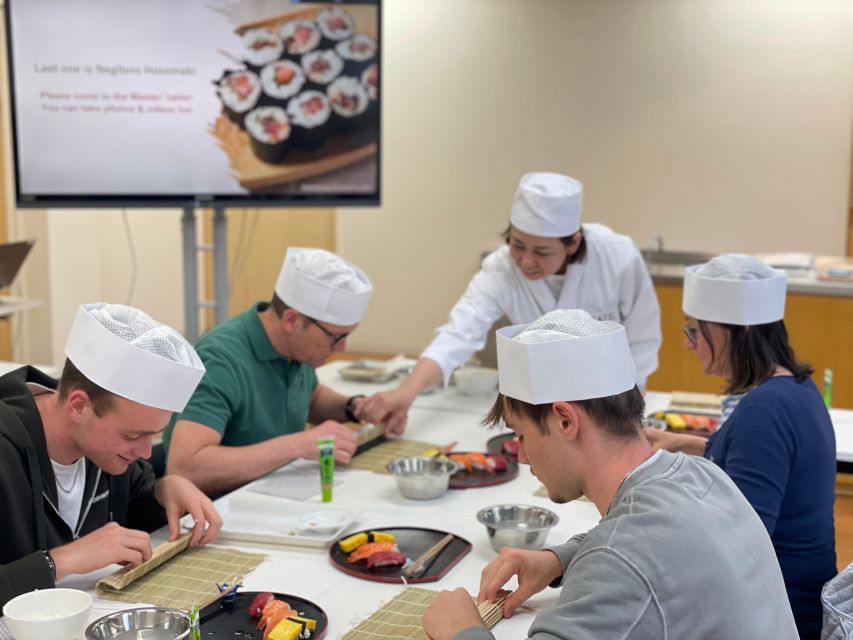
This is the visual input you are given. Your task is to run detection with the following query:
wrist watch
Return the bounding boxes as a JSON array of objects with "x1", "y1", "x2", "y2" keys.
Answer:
[
  {"x1": 43, "y1": 549, "x2": 57, "y2": 582},
  {"x1": 345, "y1": 395, "x2": 365, "y2": 423}
]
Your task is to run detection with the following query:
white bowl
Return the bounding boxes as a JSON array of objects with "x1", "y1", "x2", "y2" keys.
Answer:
[
  {"x1": 453, "y1": 366, "x2": 499, "y2": 396},
  {"x1": 3, "y1": 588, "x2": 93, "y2": 640}
]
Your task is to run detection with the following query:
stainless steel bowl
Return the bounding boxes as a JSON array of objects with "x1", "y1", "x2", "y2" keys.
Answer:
[
  {"x1": 476, "y1": 504, "x2": 560, "y2": 552},
  {"x1": 86, "y1": 607, "x2": 191, "y2": 640},
  {"x1": 386, "y1": 456, "x2": 459, "y2": 500}
]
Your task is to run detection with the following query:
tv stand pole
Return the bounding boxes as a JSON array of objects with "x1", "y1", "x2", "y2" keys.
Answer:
[{"x1": 182, "y1": 204, "x2": 229, "y2": 343}]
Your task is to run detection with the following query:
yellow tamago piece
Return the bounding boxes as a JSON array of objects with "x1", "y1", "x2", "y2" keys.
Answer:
[
  {"x1": 268, "y1": 619, "x2": 303, "y2": 640},
  {"x1": 422, "y1": 448, "x2": 447, "y2": 459},
  {"x1": 288, "y1": 615, "x2": 316, "y2": 631},
  {"x1": 665, "y1": 413, "x2": 687, "y2": 430},
  {"x1": 338, "y1": 530, "x2": 396, "y2": 553}
]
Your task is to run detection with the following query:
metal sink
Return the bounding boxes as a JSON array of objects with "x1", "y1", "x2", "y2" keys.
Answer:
[{"x1": 641, "y1": 249, "x2": 715, "y2": 266}]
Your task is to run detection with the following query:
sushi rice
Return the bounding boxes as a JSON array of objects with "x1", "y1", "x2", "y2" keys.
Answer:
[
  {"x1": 260, "y1": 60, "x2": 306, "y2": 101},
  {"x1": 316, "y1": 7, "x2": 355, "y2": 43},
  {"x1": 242, "y1": 27, "x2": 283, "y2": 68},
  {"x1": 279, "y1": 19, "x2": 322, "y2": 56},
  {"x1": 301, "y1": 49, "x2": 344, "y2": 87}
]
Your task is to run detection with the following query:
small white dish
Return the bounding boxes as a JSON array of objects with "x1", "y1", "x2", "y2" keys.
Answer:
[{"x1": 297, "y1": 510, "x2": 350, "y2": 535}]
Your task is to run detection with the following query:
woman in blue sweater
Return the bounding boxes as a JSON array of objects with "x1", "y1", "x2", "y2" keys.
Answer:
[{"x1": 647, "y1": 254, "x2": 836, "y2": 640}]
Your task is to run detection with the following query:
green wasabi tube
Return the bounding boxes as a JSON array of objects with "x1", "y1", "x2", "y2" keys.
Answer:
[{"x1": 318, "y1": 436, "x2": 335, "y2": 502}]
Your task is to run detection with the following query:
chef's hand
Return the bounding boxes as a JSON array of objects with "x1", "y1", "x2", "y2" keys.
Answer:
[
  {"x1": 50, "y1": 522, "x2": 153, "y2": 580},
  {"x1": 155, "y1": 474, "x2": 222, "y2": 546},
  {"x1": 359, "y1": 389, "x2": 412, "y2": 436},
  {"x1": 299, "y1": 420, "x2": 358, "y2": 463},
  {"x1": 478, "y1": 547, "x2": 564, "y2": 618},
  {"x1": 643, "y1": 427, "x2": 707, "y2": 456},
  {"x1": 423, "y1": 588, "x2": 486, "y2": 640}
]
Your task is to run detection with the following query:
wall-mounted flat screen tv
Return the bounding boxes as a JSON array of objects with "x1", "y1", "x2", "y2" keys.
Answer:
[{"x1": 5, "y1": 0, "x2": 380, "y2": 207}]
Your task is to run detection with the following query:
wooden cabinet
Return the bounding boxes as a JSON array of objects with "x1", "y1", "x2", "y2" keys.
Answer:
[{"x1": 648, "y1": 283, "x2": 853, "y2": 409}]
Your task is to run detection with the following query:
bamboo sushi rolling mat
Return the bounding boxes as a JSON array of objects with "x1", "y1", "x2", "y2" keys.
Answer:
[
  {"x1": 96, "y1": 533, "x2": 267, "y2": 610},
  {"x1": 341, "y1": 587, "x2": 507, "y2": 640},
  {"x1": 347, "y1": 438, "x2": 439, "y2": 474}
]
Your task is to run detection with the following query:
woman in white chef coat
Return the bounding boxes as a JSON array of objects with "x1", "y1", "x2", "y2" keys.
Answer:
[{"x1": 366, "y1": 172, "x2": 662, "y2": 434}]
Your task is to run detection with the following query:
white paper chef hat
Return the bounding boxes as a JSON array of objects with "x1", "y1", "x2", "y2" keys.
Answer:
[
  {"x1": 509, "y1": 173, "x2": 583, "y2": 238},
  {"x1": 496, "y1": 309, "x2": 636, "y2": 404},
  {"x1": 64, "y1": 303, "x2": 205, "y2": 413},
  {"x1": 275, "y1": 247, "x2": 373, "y2": 325},
  {"x1": 683, "y1": 254, "x2": 786, "y2": 326}
]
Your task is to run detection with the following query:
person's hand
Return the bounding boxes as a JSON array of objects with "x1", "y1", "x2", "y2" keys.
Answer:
[
  {"x1": 643, "y1": 427, "x2": 707, "y2": 455},
  {"x1": 359, "y1": 389, "x2": 413, "y2": 436},
  {"x1": 478, "y1": 548, "x2": 564, "y2": 618},
  {"x1": 299, "y1": 421, "x2": 358, "y2": 464},
  {"x1": 643, "y1": 426, "x2": 677, "y2": 451},
  {"x1": 50, "y1": 522, "x2": 153, "y2": 580},
  {"x1": 423, "y1": 588, "x2": 485, "y2": 640},
  {"x1": 154, "y1": 475, "x2": 222, "y2": 546}
]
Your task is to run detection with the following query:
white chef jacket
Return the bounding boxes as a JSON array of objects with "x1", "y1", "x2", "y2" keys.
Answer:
[{"x1": 421, "y1": 223, "x2": 662, "y2": 389}]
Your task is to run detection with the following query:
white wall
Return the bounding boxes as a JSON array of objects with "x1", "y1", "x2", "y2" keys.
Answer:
[
  {"x1": 338, "y1": 0, "x2": 853, "y2": 355},
  {"x1": 10, "y1": 208, "x2": 185, "y2": 366}
]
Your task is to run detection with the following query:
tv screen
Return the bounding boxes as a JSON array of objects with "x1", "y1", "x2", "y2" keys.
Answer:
[{"x1": 5, "y1": 0, "x2": 380, "y2": 207}]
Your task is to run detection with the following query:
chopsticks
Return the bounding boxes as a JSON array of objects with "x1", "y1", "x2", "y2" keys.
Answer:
[{"x1": 404, "y1": 533, "x2": 454, "y2": 578}]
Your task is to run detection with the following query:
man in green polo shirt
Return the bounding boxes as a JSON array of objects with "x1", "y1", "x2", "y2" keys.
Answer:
[{"x1": 163, "y1": 247, "x2": 384, "y2": 496}]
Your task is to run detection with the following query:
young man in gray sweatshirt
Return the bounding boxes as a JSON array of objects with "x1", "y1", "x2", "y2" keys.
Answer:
[{"x1": 423, "y1": 310, "x2": 798, "y2": 640}]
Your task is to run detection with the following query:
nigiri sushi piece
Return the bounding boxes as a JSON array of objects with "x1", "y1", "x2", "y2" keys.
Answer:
[
  {"x1": 247, "y1": 592, "x2": 275, "y2": 617},
  {"x1": 366, "y1": 550, "x2": 407, "y2": 568},
  {"x1": 502, "y1": 438, "x2": 520, "y2": 456},
  {"x1": 466, "y1": 452, "x2": 489, "y2": 471},
  {"x1": 338, "y1": 530, "x2": 396, "y2": 553},
  {"x1": 449, "y1": 453, "x2": 472, "y2": 471},
  {"x1": 486, "y1": 454, "x2": 508, "y2": 472},
  {"x1": 347, "y1": 541, "x2": 398, "y2": 563},
  {"x1": 258, "y1": 599, "x2": 297, "y2": 631}
]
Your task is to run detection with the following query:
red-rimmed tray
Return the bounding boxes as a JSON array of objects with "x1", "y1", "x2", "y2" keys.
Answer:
[
  {"x1": 448, "y1": 451, "x2": 519, "y2": 489},
  {"x1": 486, "y1": 433, "x2": 519, "y2": 460},
  {"x1": 198, "y1": 591, "x2": 328, "y2": 639},
  {"x1": 329, "y1": 527, "x2": 471, "y2": 584}
]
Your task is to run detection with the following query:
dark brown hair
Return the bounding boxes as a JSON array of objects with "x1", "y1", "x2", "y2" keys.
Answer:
[
  {"x1": 483, "y1": 386, "x2": 645, "y2": 441},
  {"x1": 57, "y1": 359, "x2": 115, "y2": 417},
  {"x1": 503, "y1": 225, "x2": 587, "y2": 265},
  {"x1": 698, "y1": 319, "x2": 813, "y2": 395}
]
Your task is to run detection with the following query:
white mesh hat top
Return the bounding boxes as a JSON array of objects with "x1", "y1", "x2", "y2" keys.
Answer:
[
  {"x1": 509, "y1": 173, "x2": 583, "y2": 238},
  {"x1": 65, "y1": 303, "x2": 205, "y2": 413},
  {"x1": 496, "y1": 309, "x2": 636, "y2": 404},
  {"x1": 275, "y1": 247, "x2": 373, "y2": 325},
  {"x1": 683, "y1": 253, "x2": 786, "y2": 326}
]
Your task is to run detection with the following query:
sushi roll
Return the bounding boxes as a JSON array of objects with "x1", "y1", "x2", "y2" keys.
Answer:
[
  {"x1": 242, "y1": 27, "x2": 283, "y2": 71},
  {"x1": 279, "y1": 19, "x2": 322, "y2": 59},
  {"x1": 287, "y1": 91, "x2": 332, "y2": 150},
  {"x1": 245, "y1": 106, "x2": 291, "y2": 163},
  {"x1": 218, "y1": 70, "x2": 261, "y2": 127},
  {"x1": 301, "y1": 49, "x2": 343, "y2": 91},
  {"x1": 335, "y1": 35, "x2": 377, "y2": 76},
  {"x1": 327, "y1": 76, "x2": 369, "y2": 134},
  {"x1": 260, "y1": 60, "x2": 305, "y2": 102},
  {"x1": 360, "y1": 62, "x2": 379, "y2": 130},
  {"x1": 315, "y1": 7, "x2": 355, "y2": 48}
]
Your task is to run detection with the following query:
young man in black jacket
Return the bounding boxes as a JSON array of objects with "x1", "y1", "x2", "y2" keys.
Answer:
[{"x1": 0, "y1": 303, "x2": 221, "y2": 608}]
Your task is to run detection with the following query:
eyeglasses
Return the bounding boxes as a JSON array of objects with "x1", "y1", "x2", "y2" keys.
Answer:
[
  {"x1": 304, "y1": 315, "x2": 350, "y2": 347},
  {"x1": 682, "y1": 324, "x2": 699, "y2": 344}
]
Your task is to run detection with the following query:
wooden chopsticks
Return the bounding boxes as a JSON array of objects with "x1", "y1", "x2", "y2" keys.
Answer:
[{"x1": 404, "y1": 533, "x2": 455, "y2": 578}]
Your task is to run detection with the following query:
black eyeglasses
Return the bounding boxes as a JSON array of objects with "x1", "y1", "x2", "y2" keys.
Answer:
[
  {"x1": 304, "y1": 315, "x2": 350, "y2": 347},
  {"x1": 682, "y1": 324, "x2": 699, "y2": 344}
]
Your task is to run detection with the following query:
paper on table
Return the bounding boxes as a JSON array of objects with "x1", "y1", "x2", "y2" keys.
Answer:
[{"x1": 247, "y1": 461, "x2": 350, "y2": 501}]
